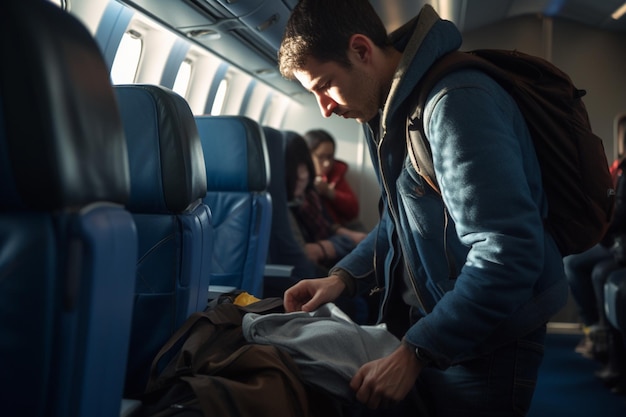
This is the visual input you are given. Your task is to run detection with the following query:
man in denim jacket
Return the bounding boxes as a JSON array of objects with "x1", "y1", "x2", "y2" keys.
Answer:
[{"x1": 279, "y1": 1, "x2": 568, "y2": 415}]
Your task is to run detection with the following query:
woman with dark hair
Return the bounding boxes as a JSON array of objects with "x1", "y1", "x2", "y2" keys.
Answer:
[
  {"x1": 285, "y1": 132, "x2": 366, "y2": 273},
  {"x1": 304, "y1": 129, "x2": 363, "y2": 230}
]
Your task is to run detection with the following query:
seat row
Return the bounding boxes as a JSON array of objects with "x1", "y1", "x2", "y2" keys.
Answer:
[{"x1": 0, "y1": 2, "x2": 321, "y2": 416}]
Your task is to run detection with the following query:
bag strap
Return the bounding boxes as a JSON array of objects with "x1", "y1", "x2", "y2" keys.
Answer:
[
  {"x1": 406, "y1": 50, "x2": 513, "y2": 194},
  {"x1": 236, "y1": 296, "x2": 285, "y2": 313}
]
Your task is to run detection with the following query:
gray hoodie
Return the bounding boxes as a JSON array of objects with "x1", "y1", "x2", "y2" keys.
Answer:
[{"x1": 242, "y1": 303, "x2": 400, "y2": 402}]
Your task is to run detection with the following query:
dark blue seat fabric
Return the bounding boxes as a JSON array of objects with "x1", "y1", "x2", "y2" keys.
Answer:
[
  {"x1": 195, "y1": 115, "x2": 271, "y2": 297},
  {"x1": 115, "y1": 85, "x2": 212, "y2": 397},
  {"x1": 0, "y1": 2, "x2": 137, "y2": 417},
  {"x1": 262, "y1": 126, "x2": 318, "y2": 279}
]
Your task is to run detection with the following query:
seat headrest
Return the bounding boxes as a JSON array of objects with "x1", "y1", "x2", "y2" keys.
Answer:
[
  {"x1": 115, "y1": 85, "x2": 207, "y2": 213},
  {"x1": 196, "y1": 116, "x2": 269, "y2": 192},
  {"x1": 0, "y1": 0, "x2": 130, "y2": 211}
]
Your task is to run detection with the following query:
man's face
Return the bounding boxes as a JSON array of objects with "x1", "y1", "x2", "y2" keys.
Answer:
[{"x1": 293, "y1": 55, "x2": 380, "y2": 123}]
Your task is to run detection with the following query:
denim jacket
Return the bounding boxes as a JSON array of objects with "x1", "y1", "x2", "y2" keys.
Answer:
[{"x1": 333, "y1": 5, "x2": 568, "y2": 369}]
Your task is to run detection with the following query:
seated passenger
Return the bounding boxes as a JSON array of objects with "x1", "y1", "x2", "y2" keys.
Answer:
[
  {"x1": 565, "y1": 244, "x2": 614, "y2": 359},
  {"x1": 566, "y1": 114, "x2": 626, "y2": 361},
  {"x1": 567, "y1": 153, "x2": 626, "y2": 394},
  {"x1": 285, "y1": 132, "x2": 366, "y2": 274},
  {"x1": 303, "y1": 129, "x2": 365, "y2": 231},
  {"x1": 595, "y1": 155, "x2": 626, "y2": 394}
]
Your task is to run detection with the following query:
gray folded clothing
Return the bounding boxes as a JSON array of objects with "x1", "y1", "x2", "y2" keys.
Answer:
[{"x1": 242, "y1": 303, "x2": 400, "y2": 401}]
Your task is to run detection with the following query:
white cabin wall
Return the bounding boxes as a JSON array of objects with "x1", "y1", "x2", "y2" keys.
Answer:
[
  {"x1": 245, "y1": 83, "x2": 273, "y2": 121},
  {"x1": 132, "y1": 22, "x2": 177, "y2": 85},
  {"x1": 263, "y1": 95, "x2": 291, "y2": 128},
  {"x1": 219, "y1": 70, "x2": 249, "y2": 115},
  {"x1": 68, "y1": 0, "x2": 109, "y2": 34},
  {"x1": 186, "y1": 51, "x2": 221, "y2": 115}
]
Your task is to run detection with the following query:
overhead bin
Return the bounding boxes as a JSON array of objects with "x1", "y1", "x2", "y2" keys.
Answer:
[
  {"x1": 120, "y1": 0, "x2": 306, "y2": 98},
  {"x1": 213, "y1": 0, "x2": 265, "y2": 16},
  {"x1": 214, "y1": 0, "x2": 291, "y2": 50}
]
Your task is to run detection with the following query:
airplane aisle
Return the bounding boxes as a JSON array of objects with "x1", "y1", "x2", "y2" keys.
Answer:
[{"x1": 528, "y1": 331, "x2": 626, "y2": 417}]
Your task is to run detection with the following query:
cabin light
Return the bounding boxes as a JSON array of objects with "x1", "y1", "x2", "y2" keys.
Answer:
[
  {"x1": 612, "y1": 2, "x2": 626, "y2": 20},
  {"x1": 255, "y1": 68, "x2": 276, "y2": 77},
  {"x1": 257, "y1": 13, "x2": 279, "y2": 32},
  {"x1": 186, "y1": 29, "x2": 221, "y2": 40},
  {"x1": 127, "y1": 29, "x2": 142, "y2": 40}
]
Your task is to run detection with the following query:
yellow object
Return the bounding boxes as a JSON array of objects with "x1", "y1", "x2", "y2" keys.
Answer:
[{"x1": 233, "y1": 292, "x2": 261, "y2": 306}]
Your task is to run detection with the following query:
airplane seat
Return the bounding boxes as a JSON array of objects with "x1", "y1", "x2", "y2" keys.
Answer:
[
  {"x1": 262, "y1": 126, "x2": 319, "y2": 286},
  {"x1": 114, "y1": 84, "x2": 212, "y2": 398},
  {"x1": 195, "y1": 115, "x2": 271, "y2": 298},
  {"x1": 0, "y1": 2, "x2": 138, "y2": 417},
  {"x1": 605, "y1": 268, "x2": 626, "y2": 333}
]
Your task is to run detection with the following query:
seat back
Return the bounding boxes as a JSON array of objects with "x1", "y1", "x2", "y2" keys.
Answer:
[
  {"x1": 195, "y1": 115, "x2": 271, "y2": 297},
  {"x1": 0, "y1": 2, "x2": 137, "y2": 416},
  {"x1": 263, "y1": 126, "x2": 318, "y2": 279},
  {"x1": 115, "y1": 85, "x2": 212, "y2": 397}
]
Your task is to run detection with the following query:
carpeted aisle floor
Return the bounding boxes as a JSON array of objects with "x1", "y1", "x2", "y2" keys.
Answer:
[{"x1": 528, "y1": 332, "x2": 626, "y2": 417}]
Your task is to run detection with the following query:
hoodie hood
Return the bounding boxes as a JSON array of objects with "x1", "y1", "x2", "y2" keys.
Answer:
[{"x1": 382, "y1": 5, "x2": 462, "y2": 126}]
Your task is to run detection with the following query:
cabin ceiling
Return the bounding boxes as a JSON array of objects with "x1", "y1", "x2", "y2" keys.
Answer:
[
  {"x1": 371, "y1": 0, "x2": 626, "y2": 33},
  {"x1": 117, "y1": 0, "x2": 626, "y2": 98}
]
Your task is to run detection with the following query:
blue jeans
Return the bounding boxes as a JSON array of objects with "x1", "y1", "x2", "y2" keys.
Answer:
[
  {"x1": 417, "y1": 325, "x2": 546, "y2": 417},
  {"x1": 564, "y1": 244, "x2": 613, "y2": 326},
  {"x1": 591, "y1": 258, "x2": 621, "y2": 324}
]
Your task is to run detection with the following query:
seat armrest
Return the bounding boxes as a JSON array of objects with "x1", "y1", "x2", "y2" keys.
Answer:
[
  {"x1": 208, "y1": 285, "x2": 239, "y2": 300},
  {"x1": 120, "y1": 399, "x2": 142, "y2": 417},
  {"x1": 264, "y1": 264, "x2": 295, "y2": 277}
]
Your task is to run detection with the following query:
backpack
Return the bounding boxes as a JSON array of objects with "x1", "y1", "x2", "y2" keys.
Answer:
[
  {"x1": 134, "y1": 297, "x2": 341, "y2": 417},
  {"x1": 406, "y1": 49, "x2": 615, "y2": 256}
]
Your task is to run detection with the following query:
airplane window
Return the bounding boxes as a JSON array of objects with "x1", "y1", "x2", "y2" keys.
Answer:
[
  {"x1": 111, "y1": 31, "x2": 142, "y2": 85},
  {"x1": 173, "y1": 59, "x2": 192, "y2": 98},
  {"x1": 211, "y1": 78, "x2": 228, "y2": 115}
]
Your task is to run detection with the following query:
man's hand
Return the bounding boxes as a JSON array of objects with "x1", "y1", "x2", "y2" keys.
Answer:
[
  {"x1": 350, "y1": 342, "x2": 424, "y2": 409},
  {"x1": 283, "y1": 274, "x2": 346, "y2": 312}
]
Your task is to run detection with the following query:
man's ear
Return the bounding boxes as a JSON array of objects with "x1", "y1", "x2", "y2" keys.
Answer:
[{"x1": 348, "y1": 34, "x2": 373, "y2": 63}]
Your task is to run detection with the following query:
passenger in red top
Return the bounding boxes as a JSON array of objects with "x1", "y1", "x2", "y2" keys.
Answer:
[{"x1": 304, "y1": 129, "x2": 364, "y2": 230}]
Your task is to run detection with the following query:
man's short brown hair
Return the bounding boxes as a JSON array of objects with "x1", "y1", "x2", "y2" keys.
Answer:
[{"x1": 278, "y1": 0, "x2": 389, "y2": 80}]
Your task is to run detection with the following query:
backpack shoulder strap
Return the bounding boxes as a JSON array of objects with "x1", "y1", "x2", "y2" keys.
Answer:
[{"x1": 406, "y1": 50, "x2": 514, "y2": 194}]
